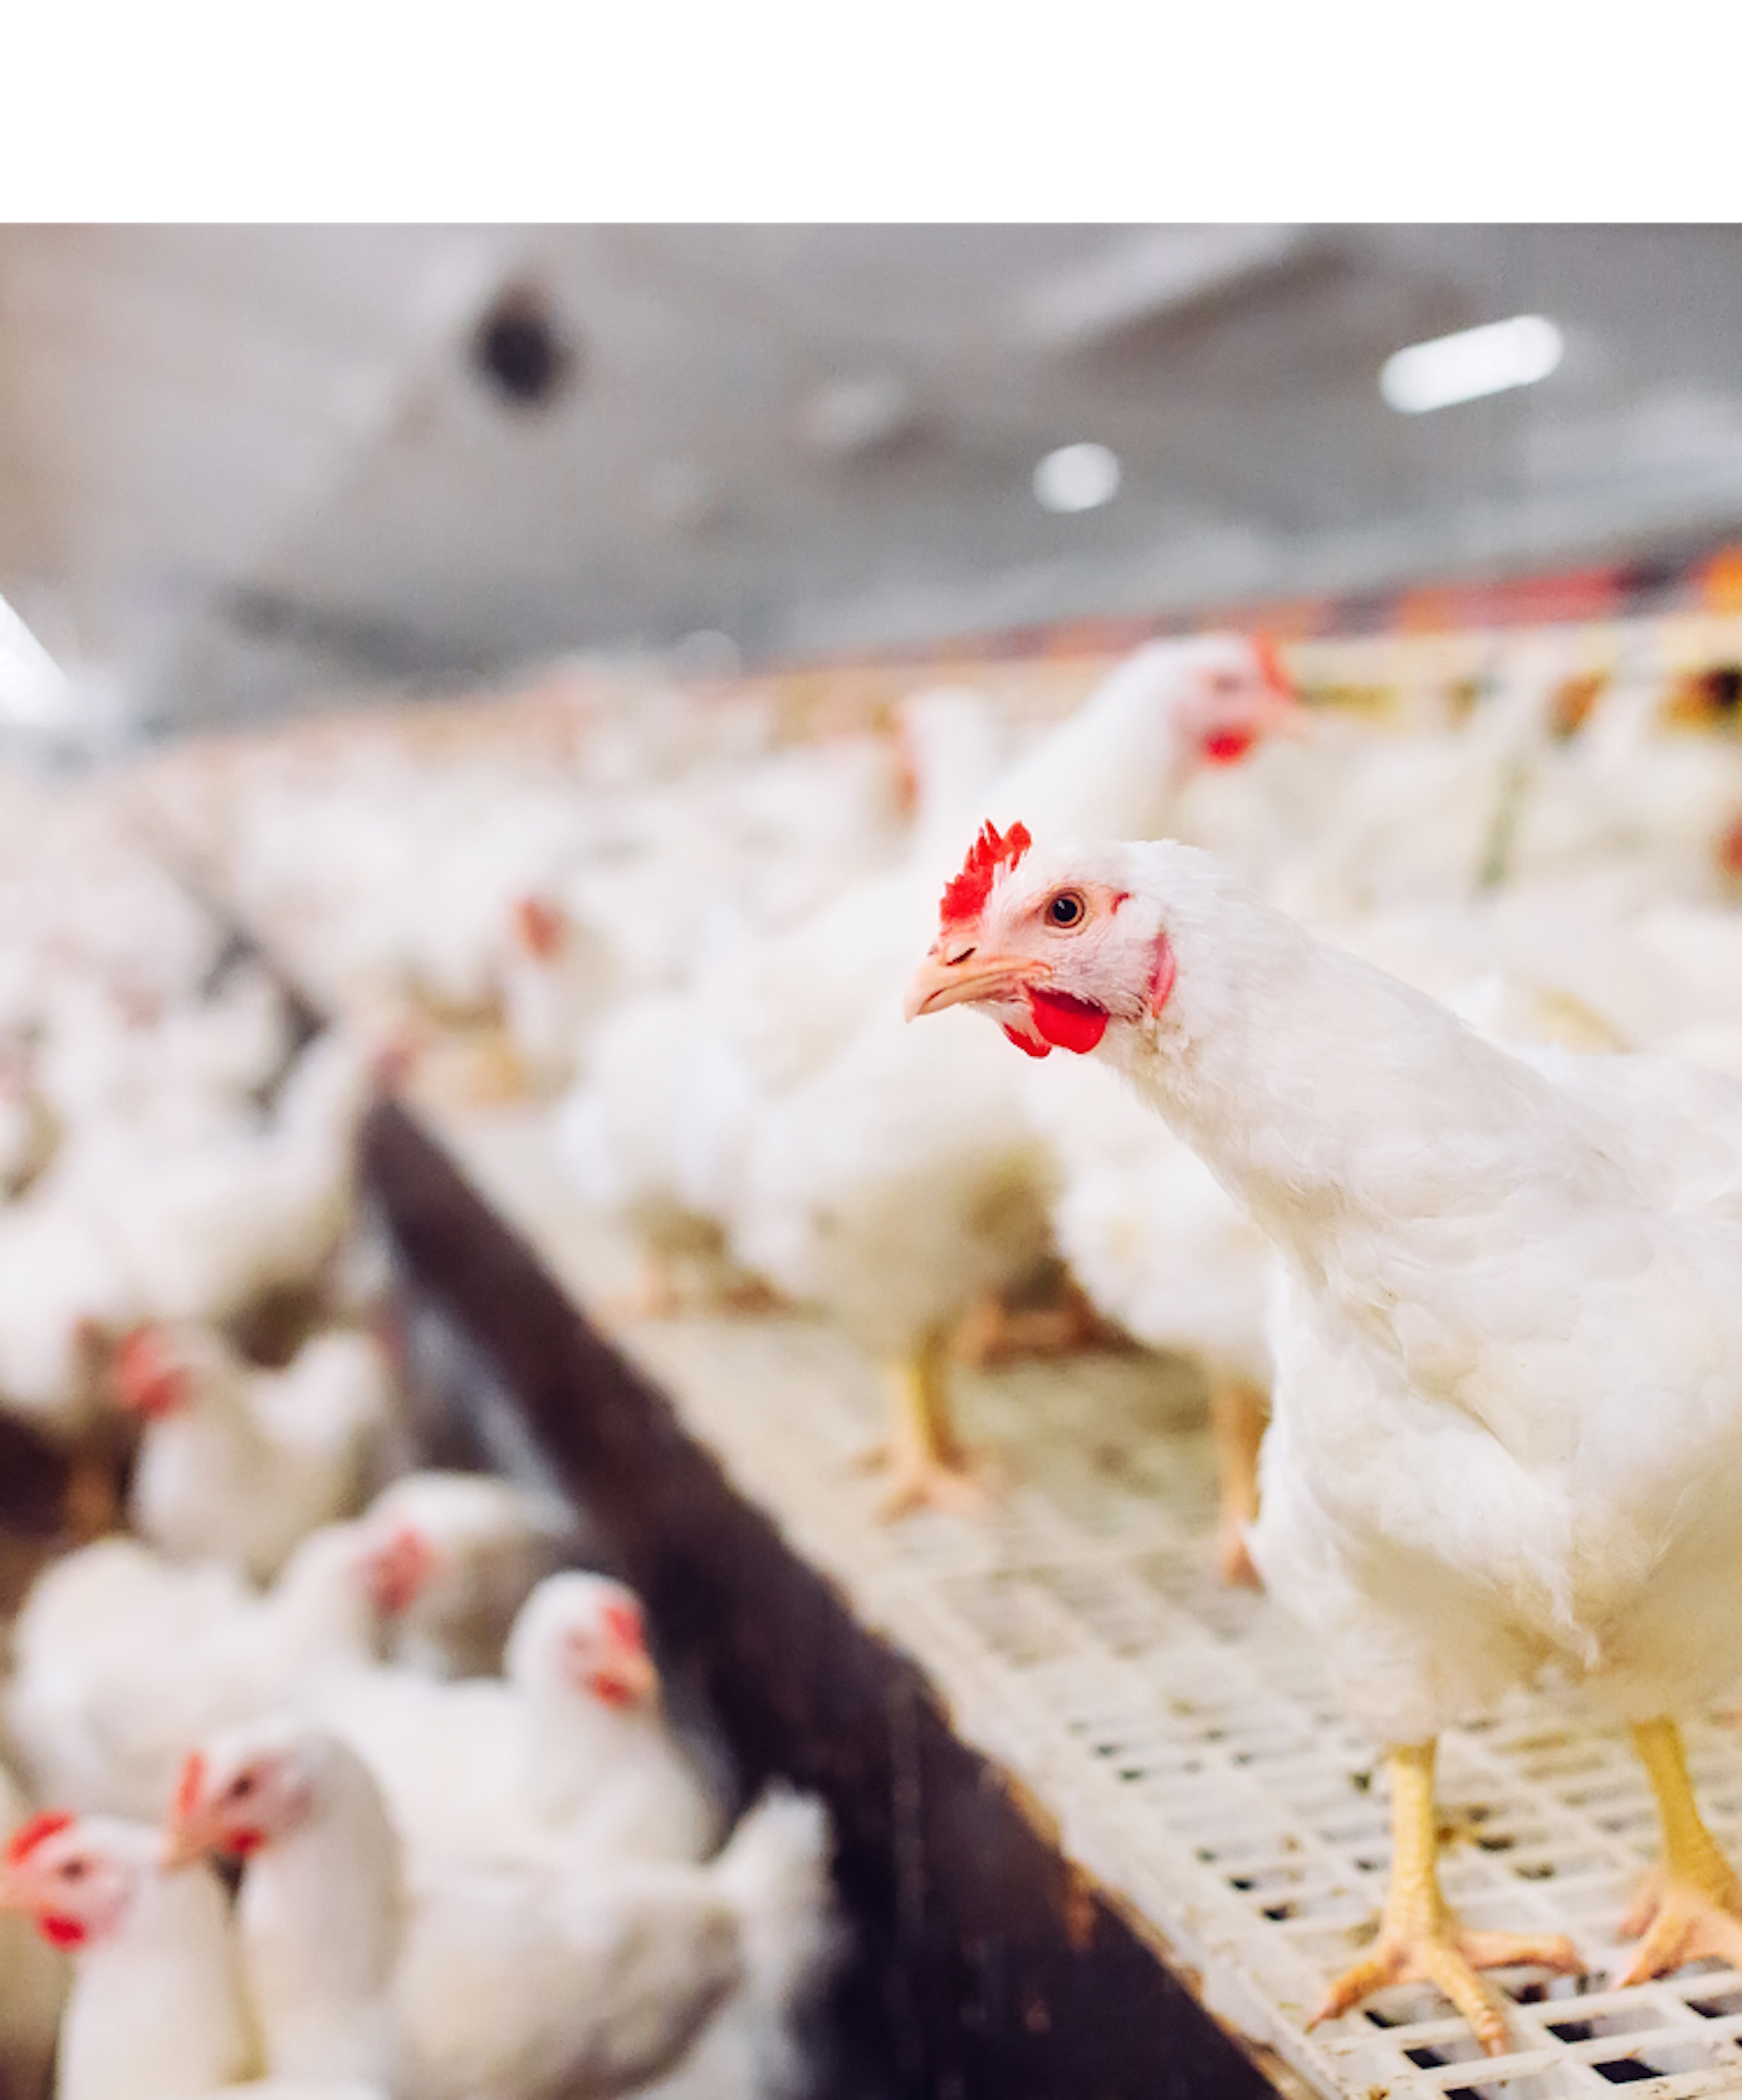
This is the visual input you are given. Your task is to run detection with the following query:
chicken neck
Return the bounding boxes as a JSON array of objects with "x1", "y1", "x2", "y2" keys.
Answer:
[
  {"x1": 1108, "y1": 865, "x2": 1623, "y2": 1276},
  {"x1": 59, "y1": 1856, "x2": 255, "y2": 2100},
  {"x1": 237, "y1": 1745, "x2": 404, "y2": 2084}
]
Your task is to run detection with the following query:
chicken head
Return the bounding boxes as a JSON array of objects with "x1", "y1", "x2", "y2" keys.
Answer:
[
  {"x1": 164, "y1": 1724, "x2": 318, "y2": 1865},
  {"x1": 0, "y1": 1812, "x2": 148, "y2": 1948},
  {"x1": 504, "y1": 1572, "x2": 661, "y2": 1712},
  {"x1": 905, "y1": 826, "x2": 1176, "y2": 1060}
]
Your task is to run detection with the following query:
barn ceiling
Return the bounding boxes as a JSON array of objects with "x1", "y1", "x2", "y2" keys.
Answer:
[{"x1": 6, "y1": 225, "x2": 1742, "y2": 728}]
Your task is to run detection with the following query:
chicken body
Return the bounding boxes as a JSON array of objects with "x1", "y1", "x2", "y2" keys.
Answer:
[
  {"x1": 907, "y1": 829, "x2": 1742, "y2": 2051},
  {"x1": 0, "y1": 1472, "x2": 558, "y2": 1820},
  {"x1": 170, "y1": 1722, "x2": 838, "y2": 2100},
  {"x1": 306, "y1": 1571, "x2": 724, "y2": 1876},
  {"x1": 0, "y1": 1818, "x2": 257, "y2": 2100},
  {"x1": 705, "y1": 637, "x2": 1302, "y2": 1513},
  {"x1": 2, "y1": 1528, "x2": 377, "y2": 1821},
  {"x1": 122, "y1": 1325, "x2": 393, "y2": 1581}
]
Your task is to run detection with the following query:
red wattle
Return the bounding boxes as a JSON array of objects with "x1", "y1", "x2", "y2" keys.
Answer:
[
  {"x1": 1002, "y1": 1023, "x2": 1052, "y2": 1059},
  {"x1": 42, "y1": 1916, "x2": 87, "y2": 1948},
  {"x1": 1027, "y1": 989, "x2": 1110, "y2": 1055},
  {"x1": 1202, "y1": 729, "x2": 1256, "y2": 765}
]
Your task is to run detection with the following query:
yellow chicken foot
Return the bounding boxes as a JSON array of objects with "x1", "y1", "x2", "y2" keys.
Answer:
[
  {"x1": 862, "y1": 1336, "x2": 991, "y2": 1520},
  {"x1": 1613, "y1": 1718, "x2": 1742, "y2": 1984},
  {"x1": 1312, "y1": 1741, "x2": 1582, "y2": 2056},
  {"x1": 1208, "y1": 1374, "x2": 1267, "y2": 1589}
]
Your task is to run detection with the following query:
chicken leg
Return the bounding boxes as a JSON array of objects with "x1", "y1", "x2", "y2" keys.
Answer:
[
  {"x1": 1313, "y1": 1741, "x2": 1582, "y2": 2056},
  {"x1": 1208, "y1": 1374, "x2": 1267, "y2": 1589},
  {"x1": 866, "y1": 1332, "x2": 989, "y2": 1520},
  {"x1": 1613, "y1": 1717, "x2": 1742, "y2": 1983}
]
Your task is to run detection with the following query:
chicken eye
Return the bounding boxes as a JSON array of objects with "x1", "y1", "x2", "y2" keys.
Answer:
[
  {"x1": 227, "y1": 1774, "x2": 257, "y2": 1801},
  {"x1": 1046, "y1": 890, "x2": 1086, "y2": 929},
  {"x1": 59, "y1": 1859, "x2": 88, "y2": 1881}
]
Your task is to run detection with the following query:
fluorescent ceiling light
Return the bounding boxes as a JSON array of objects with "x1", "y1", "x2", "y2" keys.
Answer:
[
  {"x1": 1380, "y1": 315, "x2": 1563, "y2": 414},
  {"x1": 1033, "y1": 442, "x2": 1121, "y2": 514}
]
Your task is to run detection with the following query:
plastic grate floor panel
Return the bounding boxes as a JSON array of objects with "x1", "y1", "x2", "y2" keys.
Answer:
[{"x1": 427, "y1": 1099, "x2": 1742, "y2": 2100}]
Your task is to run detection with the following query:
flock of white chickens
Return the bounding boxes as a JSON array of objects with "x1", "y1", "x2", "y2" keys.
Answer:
[
  {"x1": 0, "y1": 768, "x2": 843, "y2": 2100},
  {"x1": 9, "y1": 616, "x2": 1742, "y2": 2085}
]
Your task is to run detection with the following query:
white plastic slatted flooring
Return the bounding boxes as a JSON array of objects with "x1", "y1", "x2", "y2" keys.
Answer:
[{"x1": 425, "y1": 1098, "x2": 1742, "y2": 2100}]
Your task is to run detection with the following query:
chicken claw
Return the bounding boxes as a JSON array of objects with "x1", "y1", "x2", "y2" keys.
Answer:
[
  {"x1": 1613, "y1": 1868, "x2": 1742, "y2": 1985},
  {"x1": 1312, "y1": 1742, "x2": 1581, "y2": 2057},
  {"x1": 869, "y1": 1446, "x2": 993, "y2": 1522},
  {"x1": 1614, "y1": 1718, "x2": 1742, "y2": 1985},
  {"x1": 1314, "y1": 1918, "x2": 1581, "y2": 2058}
]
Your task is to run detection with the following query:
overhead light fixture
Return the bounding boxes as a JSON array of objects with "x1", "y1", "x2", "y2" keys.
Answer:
[
  {"x1": 470, "y1": 283, "x2": 576, "y2": 411},
  {"x1": 1033, "y1": 442, "x2": 1121, "y2": 514},
  {"x1": 1380, "y1": 315, "x2": 1563, "y2": 415}
]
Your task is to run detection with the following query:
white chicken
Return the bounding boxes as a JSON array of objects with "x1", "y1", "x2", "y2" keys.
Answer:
[
  {"x1": 1, "y1": 1473, "x2": 565, "y2": 1820},
  {"x1": 2, "y1": 1527, "x2": 384, "y2": 1822},
  {"x1": 34, "y1": 960, "x2": 291, "y2": 1150},
  {"x1": 166, "y1": 1719, "x2": 840, "y2": 2100},
  {"x1": 907, "y1": 823, "x2": 1742, "y2": 2056},
  {"x1": 115, "y1": 1323, "x2": 394, "y2": 1581},
  {"x1": 305, "y1": 1572, "x2": 725, "y2": 1877},
  {"x1": 716, "y1": 635, "x2": 1304, "y2": 1514},
  {"x1": 359, "y1": 1470, "x2": 578, "y2": 1681},
  {"x1": 0, "y1": 1812, "x2": 256, "y2": 2100},
  {"x1": 0, "y1": 1809, "x2": 387, "y2": 2100},
  {"x1": 499, "y1": 1574, "x2": 725, "y2": 1869},
  {"x1": 52, "y1": 1027, "x2": 375, "y2": 1332}
]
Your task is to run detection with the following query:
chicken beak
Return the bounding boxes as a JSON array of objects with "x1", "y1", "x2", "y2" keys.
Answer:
[
  {"x1": 599, "y1": 1645, "x2": 661, "y2": 1707},
  {"x1": 158, "y1": 1823, "x2": 202, "y2": 1873},
  {"x1": 904, "y1": 947, "x2": 1049, "y2": 1021}
]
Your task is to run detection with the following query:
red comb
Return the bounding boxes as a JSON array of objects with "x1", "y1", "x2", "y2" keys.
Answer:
[
  {"x1": 513, "y1": 896, "x2": 565, "y2": 960},
  {"x1": 365, "y1": 1524, "x2": 436, "y2": 1618},
  {"x1": 4, "y1": 1811, "x2": 73, "y2": 1867},
  {"x1": 113, "y1": 1327, "x2": 187, "y2": 1419},
  {"x1": 940, "y1": 820, "x2": 1032, "y2": 929},
  {"x1": 172, "y1": 1752, "x2": 207, "y2": 1825},
  {"x1": 1252, "y1": 632, "x2": 1295, "y2": 699},
  {"x1": 599, "y1": 1599, "x2": 646, "y2": 1653}
]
